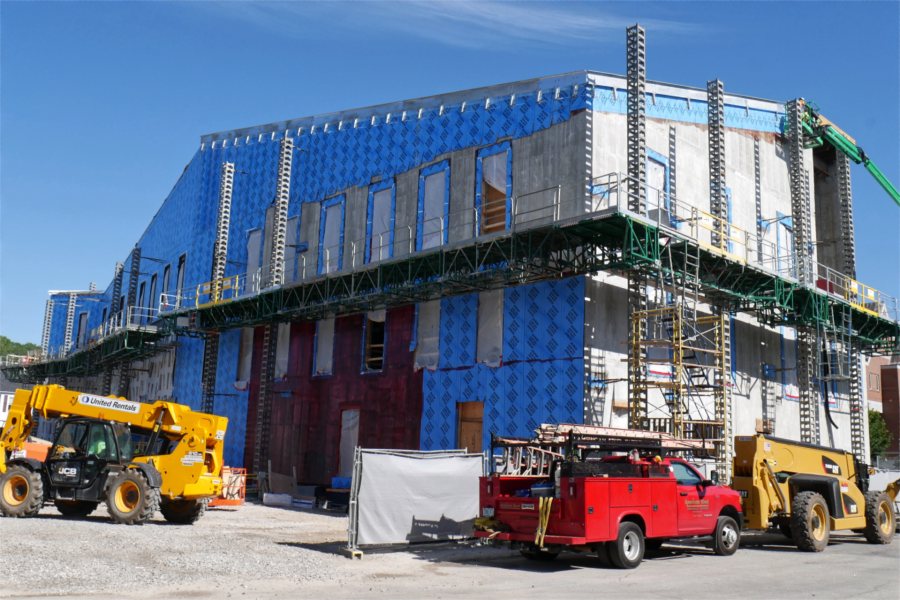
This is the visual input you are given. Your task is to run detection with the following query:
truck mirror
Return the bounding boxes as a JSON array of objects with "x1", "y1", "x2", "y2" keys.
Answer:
[{"x1": 710, "y1": 470, "x2": 719, "y2": 485}]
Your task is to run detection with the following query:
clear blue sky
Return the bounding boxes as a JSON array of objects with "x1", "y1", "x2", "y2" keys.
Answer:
[{"x1": 1, "y1": 1, "x2": 898, "y2": 344}]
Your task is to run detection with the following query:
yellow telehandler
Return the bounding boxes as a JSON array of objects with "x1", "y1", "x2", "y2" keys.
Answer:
[
  {"x1": 0, "y1": 385, "x2": 227, "y2": 525},
  {"x1": 732, "y1": 434, "x2": 895, "y2": 551}
]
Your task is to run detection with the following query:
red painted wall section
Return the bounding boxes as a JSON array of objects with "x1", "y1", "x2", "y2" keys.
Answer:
[{"x1": 245, "y1": 305, "x2": 423, "y2": 483}]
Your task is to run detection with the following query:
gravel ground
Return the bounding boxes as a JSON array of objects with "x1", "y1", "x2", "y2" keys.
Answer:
[
  {"x1": 0, "y1": 502, "x2": 350, "y2": 599},
  {"x1": 3, "y1": 503, "x2": 898, "y2": 599}
]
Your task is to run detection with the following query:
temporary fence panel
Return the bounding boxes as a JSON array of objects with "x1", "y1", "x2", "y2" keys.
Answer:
[{"x1": 348, "y1": 449, "x2": 484, "y2": 549}]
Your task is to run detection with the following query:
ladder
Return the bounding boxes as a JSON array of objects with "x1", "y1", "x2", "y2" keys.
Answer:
[{"x1": 253, "y1": 325, "x2": 278, "y2": 473}]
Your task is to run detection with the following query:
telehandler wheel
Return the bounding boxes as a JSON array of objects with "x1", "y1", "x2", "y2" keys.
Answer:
[
  {"x1": 609, "y1": 521, "x2": 644, "y2": 569},
  {"x1": 862, "y1": 491, "x2": 895, "y2": 545},
  {"x1": 0, "y1": 464, "x2": 44, "y2": 518},
  {"x1": 779, "y1": 522, "x2": 793, "y2": 539},
  {"x1": 54, "y1": 500, "x2": 99, "y2": 518},
  {"x1": 712, "y1": 515, "x2": 740, "y2": 556},
  {"x1": 106, "y1": 470, "x2": 159, "y2": 525},
  {"x1": 160, "y1": 497, "x2": 209, "y2": 525},
  {"x1": 791, "y1": 491, "x2": 830, "y2": 552}
]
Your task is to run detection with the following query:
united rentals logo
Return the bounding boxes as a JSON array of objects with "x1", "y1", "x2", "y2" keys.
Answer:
[{"x1": 77, "y1": 394, "x2": 141, "y2": 414}]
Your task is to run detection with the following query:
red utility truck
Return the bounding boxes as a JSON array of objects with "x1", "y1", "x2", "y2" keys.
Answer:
[{"x1": 475, "y1": 425, "x2": 744, "y2": 568}]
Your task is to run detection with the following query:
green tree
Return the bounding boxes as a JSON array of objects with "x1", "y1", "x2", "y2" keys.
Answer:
[
  {"x1": 0, "y1": 335, "x2": 40, "y2": 356},
  {"x1": 868, "y1": 409, "x2": 893, "y2": 460}
]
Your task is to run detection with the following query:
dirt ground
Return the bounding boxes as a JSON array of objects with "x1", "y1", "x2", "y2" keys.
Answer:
[{"x1": 2, "y1": 502, "x2": 898, "y2": 599}]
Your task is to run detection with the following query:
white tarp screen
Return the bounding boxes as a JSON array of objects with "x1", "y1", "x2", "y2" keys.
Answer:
[{"x1": 351, "y1": 450, "x2": 483, "y2": 547}]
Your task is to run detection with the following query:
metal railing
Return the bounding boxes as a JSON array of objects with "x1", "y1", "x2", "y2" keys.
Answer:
[
  {"x1": 591, "y1": 172, "x2": 899, "y2": 321},
  {"x1": 163, "y1": 183, "x2": 565, "y2": 315}
]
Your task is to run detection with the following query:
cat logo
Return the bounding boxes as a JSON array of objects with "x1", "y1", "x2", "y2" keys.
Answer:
[{"x1": 822, "y1": 456, "x2": 841, "y2": 476}]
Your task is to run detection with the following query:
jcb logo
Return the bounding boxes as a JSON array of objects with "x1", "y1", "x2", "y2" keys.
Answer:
[{"x1": 58, "y1": 467, "x2": 78, "y2": 477}]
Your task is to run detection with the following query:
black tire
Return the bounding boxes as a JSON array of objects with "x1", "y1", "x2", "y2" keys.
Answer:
[
  {"x1": 160, "y1": 497, "x2": 209, "y2": 525},
  {"x1": 790, "y1": 491, "x2": 830, "y2": 552},
  {"x1": 105, "y1": 470, "x2": 159, "y2": 525},
  {"x1": 608, "y1": 521, "x2": 644, "y2": 569},
  {"x1": 712, "y1": 515, "x2": 740, "y2": 556},
  {"x1": 55, "y1": 500, "x2": 99, "y2": 518},
  {"x1": 779, "y1": 521, "x2": 793, "y2": 539},
  {"x1": 645, "y1": 539, "x2": 664, "y2": 552},
  {"x1": 0, "y1": 464, "x2": 44, "y2": 518},
  {"x1": 596, "y1": 542, "x2": 613, "y2": 567},
  {"x1": 862, "y1": 491, "x2": 895, "y2": 545}
]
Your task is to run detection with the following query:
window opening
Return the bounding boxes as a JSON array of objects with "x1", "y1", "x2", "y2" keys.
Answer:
[{"x1": 362, "y1": 310, "x2": 386, "y2": 372}]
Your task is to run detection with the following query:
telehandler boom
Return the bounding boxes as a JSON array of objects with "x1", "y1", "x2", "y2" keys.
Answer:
[{"x1": 0, "y1": 385, "x2": 227, "y2": 525}]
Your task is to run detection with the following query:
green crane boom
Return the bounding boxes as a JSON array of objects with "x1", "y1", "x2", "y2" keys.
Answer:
[{"x1": 798, "y1": 100, "x2": 900, "y2": 207}]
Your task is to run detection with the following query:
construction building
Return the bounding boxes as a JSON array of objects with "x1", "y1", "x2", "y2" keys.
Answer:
[{"x1": 3, "y1": 27, "x2": 897, "y2": 485}]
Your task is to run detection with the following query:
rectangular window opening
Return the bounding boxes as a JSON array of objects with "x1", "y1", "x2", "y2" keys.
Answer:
[
  {"x1": 162, "y1": 264, "x2": 171, "y2": 298},
  {"x1": 237, "y1": 327, "x2": 254, "y2": 382},
  {"x1": 318, "y1": 197, "x2": 345, "y2": 274},
  {"x1": 367, "y1": 183, "x2": 394, "y2": 264},
  {"x1": 313, "y1": 317, "x2": 335, "y2": 375},
  {"x1": 480, "y1": 149, "x2": 509, "y2": 234},
  {"x1": 274, "y1": 322, "x2": 291, "y2": 380},
  {"x1": 175, "y1": 254, "x2": 187, "y2": 306},
  {"x1": 362, "y1": 310, "x2": 386, "y2": 372},
  {"x1": 148, "y1": 274, "x2": 158, "y2": 316},
  {"x1": 418, "y1": 161, "x2": 450, "y2": 251},
  {"x1": 476, "y1": 290, "x2": 503, "y2": 366},
  {"x1": 75, "y1": 312, "x2": 88, "y2": 349}
]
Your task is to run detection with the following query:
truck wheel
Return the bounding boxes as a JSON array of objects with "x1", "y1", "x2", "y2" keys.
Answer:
[
  {"x1": 609, "y1": 521, "x2": 644, "y2": 569},
  {"x1": 862, "y1": 491, "x2": 895, "y2": 544},
  {"x1": 160, "y1": 497, "x2": 209, "y2": 525},
  {"x1": 0, "y1": 465, "x2": 44, "y2": 518},
  {"x1": 106, "y1": 470, "x2": 159, "y2": 525},
  {"x1": 791, "y1": 491, "x2": 830, "y2": 552},
  {"x1": 55, "y1": 500, "x2": 99, "y2": 518},
  {"x1": 712, "y1": 515, "x2": 740, "y2": 556}
]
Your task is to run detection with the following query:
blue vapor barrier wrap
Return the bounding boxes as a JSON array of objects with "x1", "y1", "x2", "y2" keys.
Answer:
[
  {"x1": 590, "y1": 87, "x2": 786, "y2": 134},
  {"x1": 212, "y1": 329, "x2": 250, "y2": 467},
  {"x1": 475, "y1": 141, "x2": 513, "y2": 231},
  {"x1": 416, "y1": 160, "x2": 451, "y2": 251},
  {"x1": 364, "y1": 178, "x2": 396, "y2": 264},
  {"x1": 47, "y1": 294, "x2": 71, "y2": 356},
  {"x1": 420, "y1": 278, "x2": 585, "y2": 451},
  {"x1": 250, "y1": 83, "x2": 588, "y2": 207},
  {"x1": 318, "y1": 195, "x2": 346, "y2": 274},
  {"x1": 172, "y1": 336, "x2": 205, "y2": 410}
]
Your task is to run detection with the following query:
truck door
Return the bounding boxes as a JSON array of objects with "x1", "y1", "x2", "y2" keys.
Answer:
[{"x1": 671, "y1": 462, "x2": 712, "y2": 535}]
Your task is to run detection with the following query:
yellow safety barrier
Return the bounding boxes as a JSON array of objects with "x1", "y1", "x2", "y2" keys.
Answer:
[{"x1": 195, "y1": 275, "x2": 240, "y2": 308}]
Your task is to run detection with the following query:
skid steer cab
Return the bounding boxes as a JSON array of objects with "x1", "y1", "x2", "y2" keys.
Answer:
[{"x1": 0, "y1": 385, "x2": 228, "y2": 526}]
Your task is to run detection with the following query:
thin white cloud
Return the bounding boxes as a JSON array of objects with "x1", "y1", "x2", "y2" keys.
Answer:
[{"x1": 198, "y1": 1, "x2": 698, "y2": 49}]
